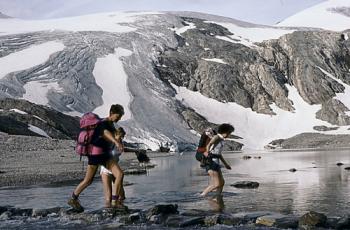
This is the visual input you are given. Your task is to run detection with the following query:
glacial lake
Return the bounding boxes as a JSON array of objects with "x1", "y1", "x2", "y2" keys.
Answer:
[{"x1": 0, "y1": 149, "x2": 350, "y2": 220}]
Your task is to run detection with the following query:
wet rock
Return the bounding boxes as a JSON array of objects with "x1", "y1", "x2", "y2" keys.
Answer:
[
  {"x1": 181, "y1": 209, "x2": 211, "y2": 217},
  {"x1": 32, "y1": 207, "x2": 62, "y2": 217},
  {"x1": 232, "y1": 211, "x2": 274, "y2": 224},
  {"x1": 10, "y1": 207, "x2": 33, "y2": 216},
  {"x1": 204, "y1": 214, "x2": 240, "y2": 226},
  {"x1": 344, "y1": 167, "x2": 350, "y2": 170},
  {"x1": 289, "y1": 168, "x2": 297, "y2": 172},
  {"x1": 149, "y1": 214, "x2": 163, "y2": 224},
  {"x1": 336, "y1": 214, "x2": 350, "y2": 229},
  {"x1": 256, "y1": 214, "x2": 298, "y2": 229},
  {"x1": 299, "y1": 211, "x2": 327, "y2": 229},
  {"x1": 0, "y1": 206, "x2": 10, "y2": 215},
  {"x1": 146, "y1": 204, "x2": 178, "y2": 219},
  {"x1": 253, "y1": 156, "x2": 262, "y2": 159},
  {"x1": 0, "y1": 170, "x2": 5, "y2": 174},
  {"x1": 0, "y1": 211, "x2": 11, "y2": 221},
  {"x1": 166, "y1": 215, "x2": 204, "y2": 227},
  {"x1": 124, "y1": 168, "x2": 147, "y2": 175},
  {"x1": 128, "y1": 212, "x2": 141, "y2": 223},
  {"x1": 242, "y1": 155, "x2": 252, "y2": 160},
  {"x1": 231, "y1": 181, "x2": 259, "y2": 189},
  {"x1": 337, "y1": 162, "x2": 344, "y2": 166}
]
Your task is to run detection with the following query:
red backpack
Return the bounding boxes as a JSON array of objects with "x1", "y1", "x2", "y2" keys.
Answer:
[{"x1": 75, "y1": 112, "x2": 103, "y2": 157}]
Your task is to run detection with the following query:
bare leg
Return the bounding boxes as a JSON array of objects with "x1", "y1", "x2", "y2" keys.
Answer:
[
  {"x1": 200, "y1": 170, "x2": 220, "y2": 196},
  {"x1": 106, "y1": 160, "x2": 124, "y2": 200},
  {"x1": 216, "y1": 170, "x2": 225, "y2": 195},
  {"x1": 101, "y1": 173, "x2": 112, "y2": 207},
  {"x1": 73, "y1": 165, "x2": 98, "y2": 196}
]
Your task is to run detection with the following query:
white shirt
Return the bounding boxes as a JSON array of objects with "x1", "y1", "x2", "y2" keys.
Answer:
[{"x1": 210, "y1": 134, "x2": 225, "y2": 164}]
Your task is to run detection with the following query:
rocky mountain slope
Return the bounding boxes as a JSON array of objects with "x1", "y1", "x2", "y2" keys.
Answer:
[{"x1": 0, "y1": 0, "x2": 350, "y2": 150}]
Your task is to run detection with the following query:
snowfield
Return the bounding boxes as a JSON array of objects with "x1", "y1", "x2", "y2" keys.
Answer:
[
  {"x1": 173, "y1": 84, "x2": 350, "y2": 150},
  {"x1": 0, "y1": 41, "x2": 65, "y2": 79},
  {"x1": 277, "y1": 0, "x2": 350, "y2": 31},
  {"x1": 0, "y1": 12, "x2": 162, "y2": 35}
]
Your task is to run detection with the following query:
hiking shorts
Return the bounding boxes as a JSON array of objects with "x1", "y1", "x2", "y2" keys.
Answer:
[
  {"x1": 87, "y1": 153, "x2": 110, "y2": 166},
  {"x1": 205, "y1": 161, "x2": 221, "y2": 172}
]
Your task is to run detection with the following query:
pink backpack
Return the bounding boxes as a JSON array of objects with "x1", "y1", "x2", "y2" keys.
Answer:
[{"x1": 76, "y1": 112, "x2": 103, "y2": 157}]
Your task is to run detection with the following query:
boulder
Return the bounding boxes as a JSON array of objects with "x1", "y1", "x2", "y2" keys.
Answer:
[
  {"x1": 231, "y1": 181, "x2": 259, "y2": 189},
  {"x1": 299, "y1": 211, "x2": 327, "y2": 229},
  {"x1": 146, "y1": 204, "x2": 178, "y2": 220},
  {"x1": 256, "y1": 214, "x2": 298, "y2": 229}
]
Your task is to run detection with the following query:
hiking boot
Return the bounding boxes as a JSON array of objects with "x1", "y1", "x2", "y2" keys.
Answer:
[{"x1": 68, "y1": 198, "x2": 84, "y2": 212}]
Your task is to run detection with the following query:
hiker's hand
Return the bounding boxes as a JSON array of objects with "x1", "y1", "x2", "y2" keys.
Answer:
[
  {"x1": 116, "y1": 142, "x2": 124, "y2": 152},
  {"x1": 203, "y1": 151, "x2": 209, "y2": 157}
]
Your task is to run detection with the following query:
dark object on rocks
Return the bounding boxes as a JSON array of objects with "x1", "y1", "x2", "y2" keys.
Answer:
[
  {"x1": 337, "y1": 162, "x2": 344, "y2": 166},
  {"x1": 135, "y1": 149, "x2": 150, "y2": 163},
  {"x1": 254, "y1": 156, "x2": 262, "y2": 159},
  {"x1": 231, "y1": 181, "x2": 259, "y2": 189},
  {"x1": 344, "y1": 167, "x2": 350, "y2": 170},
  {"x1": 0, "y1": 170, "x2": 5, "y2": 174},
  {"x1": 242, "y1": 155, "x2": 252, "y2": 160},
  {"x1": 147, "y1": 204, "x2": 178, "y2": 219},
  {"x1": 289, "y1": 168, "x2": 297, "y2": 172},
  {"x1": 299, "y1": 211, "x2": 327, "y2": 229}
]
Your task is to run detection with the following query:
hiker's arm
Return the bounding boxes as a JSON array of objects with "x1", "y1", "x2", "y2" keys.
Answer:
[
  {"x1": 103, "y1": 130, "x2": 124, "y2": 151},
  {"x1": 219, "y1": 155, "x2": 231, "y2": 170},
  {"x1": 204, "y1": 136, "x2": 220, "y2": 157}
]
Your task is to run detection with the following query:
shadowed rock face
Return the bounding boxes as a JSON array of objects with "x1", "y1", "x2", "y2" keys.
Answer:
[
  {"x1": 0, "y1": 12, "x2": 349, "y2": 149},
  {"x1": 0, "y1": 98, "x2": 79, "y2": 139}
]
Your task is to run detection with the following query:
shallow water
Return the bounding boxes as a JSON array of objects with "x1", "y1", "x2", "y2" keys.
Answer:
[{"x1": 1, "y1": 149, "x2": 350, "y2": 217}]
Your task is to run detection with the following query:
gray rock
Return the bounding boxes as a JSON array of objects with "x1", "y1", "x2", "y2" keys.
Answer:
[
  {"x1": 256, "y1": 214, "x2": 298, "y2": 228},
  {"x1": 231, "y1": 181, "x2": 259, "y2": 189},
  {"x1": 166, "y1": 215, "x2": 204, "y2": 227},
  {"x1": 267, "y1": 133, "x2": 350, "y2": 149},
  {"x1": 123, "y1": 168, "x2": 147, "y2": 175},
  {"x1": 289, "y1": 168, "x2": 297, "y2": 172},
  {"x1": 32, "y1": 207, "x2": 62, "y2": 217},
  {"x1": 232, "y1": 211, "x2": 274, "y2": 224},
  {"x1": 336, "y1": 214, "x2": 350, "y2": 229},
  {"x1": 204, "y1": 214, "x2": 241, "y2": 226},
  {"x1": 313, "y1": 125, "x2": 339, "y2": 131},
  {"x1": 146, "y1": 204, "x2": 179, "y2": 220},
  {"x1": 299, "y1": 211, "x2": 327, "y2": 229},
  {"x1": 0, "y1": 211, "x2": 11, "y2": 221}
]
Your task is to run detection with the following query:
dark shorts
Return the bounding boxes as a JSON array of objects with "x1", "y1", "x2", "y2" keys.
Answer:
[
  {"x1": 87, "y1": 153, "x2": 110, "y2": 166},
  {"x1": 196, "y1": 152, "x2": 221, "y2": 172}
]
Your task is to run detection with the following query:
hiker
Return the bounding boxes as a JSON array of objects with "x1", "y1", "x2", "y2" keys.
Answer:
[
  {"x1": 100, "y1": 127, "x2": 126, "y2": 208},
  {"x1": 68, "y1": 104, "x2": 125, "y2": 211},
  {"x1": 197, "y1": 123, "x2": 234, "y2": 197}
]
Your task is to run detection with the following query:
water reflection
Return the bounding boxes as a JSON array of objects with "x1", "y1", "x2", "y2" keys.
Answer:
[{"x1": 0, "y1": 149, "x2": 349, "y2": 216}]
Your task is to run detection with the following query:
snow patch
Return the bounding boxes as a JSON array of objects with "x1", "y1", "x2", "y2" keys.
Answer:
[
  {"x1": 0, "y1": 41, "x2": 65, "y2": 79},
  {"x1": 206, "y1": 21, "x2": 294, "y2": 47},
  {"x1": 202, "y1": 58, "x2": 227, "y2": 65},
  {"x1": 171, "y1": 21, "x2": 196, "y2": 36},
  {"x1": 10, "y1": 109, "x2": 27, "y2": 115},
  {"x1": 28, "y1": 124, "x2": 50, "y2": 138},
  {"x1": 172, "y1": 83, "x2": 350, "y2": 150},
  {"x1": 93, "y1": 47, "x2": 133, "y2": 119},
  {"x1": 23, "y1": 80, "x2": 63, "y2": 106},
  {"x1": 318, "y1": 67, "x2": 350, "y2": 114}
]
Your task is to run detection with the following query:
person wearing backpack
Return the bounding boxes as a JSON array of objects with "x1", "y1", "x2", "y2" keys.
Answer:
[
  {"x1": 68, "y1": 104, "x2": 125, "y2": 212},
  {"x1": 199, "y1": 123, "x2": 234, "y2": 197}
]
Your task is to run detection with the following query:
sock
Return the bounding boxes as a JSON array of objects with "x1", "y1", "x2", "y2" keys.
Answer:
[{"x1": 72, "y1": 192, "x2": 79, "y2": 200}]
